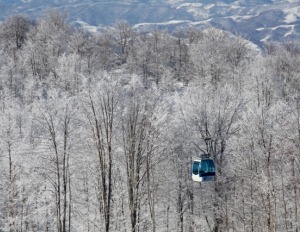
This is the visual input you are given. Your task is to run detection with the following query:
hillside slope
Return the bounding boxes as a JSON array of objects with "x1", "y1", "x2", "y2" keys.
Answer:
[{"x1": 0, "y1": 0, "x2": 299, "y2": 46}]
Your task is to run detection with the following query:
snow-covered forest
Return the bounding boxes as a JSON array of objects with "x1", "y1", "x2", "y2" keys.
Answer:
[{"x1": 1, "y1": 10, "x2": 300, "y2": 232}]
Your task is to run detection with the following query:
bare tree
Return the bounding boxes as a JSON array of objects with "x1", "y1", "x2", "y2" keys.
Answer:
[
  {"x1": 112, "y1": 20, "x2": 135, "y2": 65},
  {"x1": 0, "y1": 15, "x2": 31, "y2": 51},
  {"x1": 26, "y1": 10, "x2": 70, "y2": 80},
  {"x1": 33, "y1": 95, "x2": 77, "y2": 232},
  {"x1": 180, "y1": 85, "x2": 244, "y2": 232},
  {"x1": 120, "y1": 78, "x2": 166, "y2": 232},
  {"x1": 82, "y1": 73, "x2": 120, "y2": 232}
]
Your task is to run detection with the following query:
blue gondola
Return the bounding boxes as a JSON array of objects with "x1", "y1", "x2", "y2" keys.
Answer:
[{"x1": 192, "y1": 156, "x2": 215, "y2": 182}]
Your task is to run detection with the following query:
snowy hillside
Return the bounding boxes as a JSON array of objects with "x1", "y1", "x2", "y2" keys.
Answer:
[
  {"x1": 0, "y1": 0, "x2": 300, "y2": 46},
  {"x1": 1, "y1": 2, "x2": 300, "y2": 231}
]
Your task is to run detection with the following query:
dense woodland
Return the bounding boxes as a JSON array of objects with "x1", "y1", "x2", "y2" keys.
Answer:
[{"x1": 0, "y1": 10, "x2": 300, "y2": 232}]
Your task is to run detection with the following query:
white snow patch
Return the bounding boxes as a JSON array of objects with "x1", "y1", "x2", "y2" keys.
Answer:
[
  {"x1": 75, "y1": 20, "x2": 90, "y2": 27},
  {"x1": 257, "y1": 24, "x2": 295, "y2": 39},
  {"x1": 187, "y1": 9, "x2": 209, "y2": 18},
  {"x1": 134, "y1": 20, "x2": 192, "y2": 28},
  {"x1": 176, "y1": 3, "x2": 203, "y2": 9},
  {"x1": 229, "y1": 15, "x2": 256, "y2": 22},
  {"x1": 284, "y1": 25, "x2": 295, "y2": 37},
  {"x1": 285, "y1": 12, "x2": 297, "y2": 23},
  {"x1": 283, "y1": 6, "x2": 300, "y2": 23},
  {"x1": 175, "y1": 3, "x2": 209, "y2": 18},
  {"x1": 230, "y1": 5, "x2": 240, "y2": 10},
  {"x1": 261, "y1": 34, "x2": 271, "y2": 43},
  {"x1": 76, "y1": 21, "x2": 100, "y2": 33},
  {"x1": 204, "y1": 4, "x2": 215, "y2": 10},
  {"x1": 161, "y1": 20, "x2": 192, "y2": 25},
  {"x1": 245, "y1": 41, "x2": 261, "y2": 53},
  {"x1": 267, "y1": 25, "x2": 294, "y2": 31},
  {"x1": 84, "y1": 26, "x2": 99, "y2": 33},
  {"x1": 190, "y1": 19, "x2": 212, "y2": 25}
]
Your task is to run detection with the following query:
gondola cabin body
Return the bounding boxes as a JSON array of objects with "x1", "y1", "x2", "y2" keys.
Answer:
[{"x1": 192, "y1": 158, "x2": 215, "y2": 182}]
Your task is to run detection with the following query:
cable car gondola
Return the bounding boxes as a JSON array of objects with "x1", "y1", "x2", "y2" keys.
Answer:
[{"x1": 192, "y1": 155, "x2": 215, "y2": 182}]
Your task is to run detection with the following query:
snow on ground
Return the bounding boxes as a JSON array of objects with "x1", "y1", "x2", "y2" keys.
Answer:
[
  {"x1": 134, "y1": 19, "x2": 192, "y2": 28},
  {"x1": 176, "y1": 3, "x2": 203, "y2": 9},
  {"x1": 271, "y1": 24, "x2": 295, "y2": 30},
  {"x1": 190, "y1": 19, "x2": 212, "y2": 26},
  {"x1": 75, "y1": 20, "x2": 90, "y2": 27},
  {"x1": 257, "y1": 24, "x2": 295, "y2": 38},
  {"x1": 284, "y1": 25, "x2": 295, "y2": 37},
  {"x1": 228, "y1": 15, "x2": 256, "y2": 21},
  {"x1": 75, "y1": 20, "x2": 100, "y2": 33},
  {"x1": 283, "y1": 6, "x2": 300, "y2": 23},
  {"x1": 204, "y1": 4, "x2": 215, "y2": 10},
  {"x1": 261, "y1": 34, "x2": 271, "y2": 43}
]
